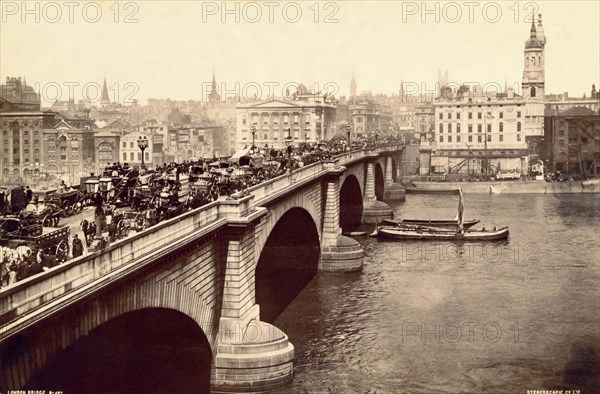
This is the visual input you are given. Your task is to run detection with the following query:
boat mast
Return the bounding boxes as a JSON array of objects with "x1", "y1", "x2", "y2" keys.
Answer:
[{"x1": 457, "y1": 188, "x2": 465, "y2": 231}]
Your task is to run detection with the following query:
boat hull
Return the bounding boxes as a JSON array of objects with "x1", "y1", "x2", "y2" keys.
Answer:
[
  {"x1": 374, "y1": 226, "x2": 509, "y2": 241},
  {"x1": 405, "y1": 187, "x2": 460, "y2": 195},
  {"x1": 383, "y1": 218, "x2": 480, "y2": 229}
]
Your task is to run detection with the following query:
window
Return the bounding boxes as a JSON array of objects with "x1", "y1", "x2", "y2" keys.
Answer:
[
  {"x1": 499, "y1": 122, "x2": 503, "y2": 132},
  {"x1": 517, "y1": 134, "x2": 521, "y2": 141},
  {"x1": 138, "y1": 152, "x2": 142, "y2": 161},
  {"x1": 242, "y1": 118, "x2": 247, "y2": 125},
  {"x1": 439, "y1": 123, "x2": 443, "y2": 133},
  {"x1": 448, "y1": 113, "x2": 452, "y2": 119},
  {"x1": 468, "y1": 135, "x2": 473, "y2": 142},
  {"x1": 531, "y1": 86, "x2": 536, "y2": 97},
  {"x1": 439, "y1": 136, "x2": 444, "y2": 142},
  {"x1": 448, "y1": 124, "x2": 452, "y2": 133},
  {"x1": 457, "y1": 136, "x2": 461, "y2": 143},
  {"x1": 439, "y1": 113, "x2": 443, "y2": 119},
  {"x1": 130, "y1": 152, "x2": 134, "y2": 161},
  {"x1": 457, "y1": 113, "x2": 461, "y2": 120},
  {"x1": 468, "y1": 112, "x2": 473, "y2": 119},
  {"x1": 487, "y1": 124, "x2": 492, "y2": 133},
  {"x1": 468, "y1": 124, "x2": 473, "y2": 133},
  {"x1": 517, "y1": 111, "x2": 521, "y2": 118},
  {"x1": 487, "y1": 134, "x2": 492, "y2": 142},
  {"x1": 517, "y1": 122, "x2": 521, "y2": 132},
  {"x1": 448, "y1": 136, "x2": 452, "y2": 142},
  {"x1": 478, "y1": 135, "x2": 482, "y2": 143},
  {"x1": 499, "y1": 135, "x2": 503, "y2": 142},
  {"x1": 457, "y1": 124, "x2": 461, "y2": 133},
  {"x1": 499, "y1": 112, "x2": 503, "y2": 119},
  {"x1": 478, "y1": 124, "x2": 482, "y2": 133},
  {"x1": 478, "y1": 112, "x2": 482, "y2": 119}
]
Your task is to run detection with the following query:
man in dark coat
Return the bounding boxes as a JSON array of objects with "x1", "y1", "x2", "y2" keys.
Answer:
[
  {"x1": 72, "y1": 233, "x2": 84, "y2": 258},
  {"x1": 25, "y1": 186, "x2": 33, "y2": 203}
]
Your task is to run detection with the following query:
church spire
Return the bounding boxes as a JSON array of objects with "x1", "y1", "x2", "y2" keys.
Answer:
[
  {"x1": 350, "y1": 73, "x2": 357, "y2": 98},
  {"x1": 211, "y1": 68, "x2": 217, "y2": 93},
  {"x1": 101, "y1": 76, "x2": 110, "y2": 104},
  {"x1": 208, "y1": 69, "x2": 221, "y2": 103}
]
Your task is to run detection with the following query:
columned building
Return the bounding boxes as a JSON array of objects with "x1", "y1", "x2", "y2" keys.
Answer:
[
  {"x1": 236, "y1": 87, "x2": 336, "y2": 150},
  {"x1": 0, "y1": 111, "x2": 57, "y2": 183}
]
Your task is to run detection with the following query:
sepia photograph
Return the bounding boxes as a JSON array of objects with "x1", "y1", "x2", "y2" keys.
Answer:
[{"x1": 0, "y1": 1, "x2": 599, "y2": 393}]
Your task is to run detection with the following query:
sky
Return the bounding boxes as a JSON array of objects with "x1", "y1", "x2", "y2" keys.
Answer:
[{"x1": 1, "y1": 0, "x2": 599, "y2": 106}]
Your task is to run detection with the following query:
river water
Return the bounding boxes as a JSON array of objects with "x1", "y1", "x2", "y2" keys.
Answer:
[{"x1": 274, "y1": 193, "x2": 600, "y2": 393}]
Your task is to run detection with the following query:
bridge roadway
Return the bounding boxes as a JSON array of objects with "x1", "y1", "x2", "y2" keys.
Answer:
[{"x1": 0, "y1": 145, "x2": 405, "y2": 393}]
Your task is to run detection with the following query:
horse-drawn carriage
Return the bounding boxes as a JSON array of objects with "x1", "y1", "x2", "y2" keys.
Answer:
[
  {"x1": 0, "y1": 217, "x2": 70, "y2": 264},
  {"x1": 22, "y1": 202, "x2": 62, "y2": 227},
  {"x1": 80, "y1": 206, "x2": 131, "y2": 247},
  {"x1": 45, "y1": 189, "x2": 83, "y2": 217}
]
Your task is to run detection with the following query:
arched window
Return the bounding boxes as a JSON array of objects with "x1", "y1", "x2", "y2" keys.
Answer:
[
  {"x1": 499, "y1": 122, "x2": 503, "y2": 132},
  {"x1": 531, "y1": 86, "x2": 536, "y2": 97},
  {"x1": 532, "y1": 57, "x2": 535, "y2": 65},
  {"x1": 448, "y1": 123, "x2": 452, "y2": 133},
  {"x1": 517, "y1": 122, "x2": 521, "y2": 131},
  {"x1": 439, "y1": 123, "x2": 443, "y2": 133},
  {"x1": 525, "y1": 57, "x2": 529, "y2": 66},
  {"x1": 457, "y1": 123, "x2": 461, "y2": 133}
]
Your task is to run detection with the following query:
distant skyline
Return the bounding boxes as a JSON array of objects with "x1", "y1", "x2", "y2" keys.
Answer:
[{"x1": 1, "y1": 1, "x2": 599, "y2": 106}]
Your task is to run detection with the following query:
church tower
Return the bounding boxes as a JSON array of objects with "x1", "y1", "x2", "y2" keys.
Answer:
[
  {"x1": 100, "y1": 77, "x2": 110, "y2": 106},
  {"x1": 350, "y1": 74, "x2": 357, "y2": 98},
  {"x1": 522, "y1": 14, "x2": 546, "y2": 136}
]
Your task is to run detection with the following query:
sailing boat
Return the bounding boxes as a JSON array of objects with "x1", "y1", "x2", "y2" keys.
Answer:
[{"x1": 371, "y1": 188, "x2": 509, "y2": 241}]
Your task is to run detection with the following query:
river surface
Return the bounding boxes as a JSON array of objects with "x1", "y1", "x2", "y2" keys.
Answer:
[{"x1": 273, "y1": 193, "x2": 600, "y2": 393}]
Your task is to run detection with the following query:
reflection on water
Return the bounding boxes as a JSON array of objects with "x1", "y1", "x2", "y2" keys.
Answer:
[{"x1": 274, "y1": 194, "x2": 600, "y2": 393}]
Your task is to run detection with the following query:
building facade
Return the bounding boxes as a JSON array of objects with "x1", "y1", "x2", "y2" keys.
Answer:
[
  {"x1": 236, "y1": 89, "x2": 336, "y2": 150},
  {"x1": 94, "y1": 131, "x2": 122, "y2": 171},
  {"x1": 41, "y1": 119, "x2": 95, "y2": 186},
  {"x1": 543, "y1": 107, "x2": 600, "y2": 175},
  {"x1": 119, "y1": 131, "x2": 155, "y2": 167},
  {"x1": 0, "y1": 111, "x2": 57, "y2": 183}
]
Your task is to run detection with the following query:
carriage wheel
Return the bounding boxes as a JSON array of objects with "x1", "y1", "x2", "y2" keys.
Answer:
[
  {"x1": 72, "y1": 202, "x2": 82, "y2": 214},
  {"x1": 42, "y1": 214, "x2": 52, "y2": 227},
  {"x1": 55, "y1": 240, "x2": 68, "y2": 262},
  {"x1": 121, "y1": 220, "x2": 130, "y2": 237}
]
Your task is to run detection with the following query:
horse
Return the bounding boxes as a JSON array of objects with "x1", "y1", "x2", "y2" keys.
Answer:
[{"x1": 80, "y1": 219, "x2": 96, "y2": 247}]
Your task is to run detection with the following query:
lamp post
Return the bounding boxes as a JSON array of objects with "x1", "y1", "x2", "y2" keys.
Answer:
[
  {"x1": 137, "y1": 135, "x2": 148, "y2": 169},
  {"x1": 285, "y1": 128, "x2": 293, "y2": 157},
  {"x1": 251, "y1": 123, "x2": 257, "y2": 152}
]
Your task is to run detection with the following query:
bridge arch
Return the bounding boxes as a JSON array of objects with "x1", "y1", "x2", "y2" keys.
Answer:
[
  {"x1": 375, "y1": 162, "x2": 385, "y2": 200},
  {"x1": 340, "y1": 175, "x2": 363, "y2": 232},
  {"x1": 255, "y1": 207, "x2": 320, "y2": 323},
  {"x1": 25, "y1": 308, "x2": 213, "y2": 393}
]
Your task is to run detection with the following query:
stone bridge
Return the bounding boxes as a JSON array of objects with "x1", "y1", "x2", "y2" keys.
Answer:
[{"x1": 0, "y1": 146, "x2": 405, "y2": 393}]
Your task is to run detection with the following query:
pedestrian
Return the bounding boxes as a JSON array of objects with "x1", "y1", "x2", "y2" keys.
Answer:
[
  {"x1": 25, "y1": 186, "x2": 33, "y2": 203},
  {"x1": 8, "y1": 263, "x2": 17, "y2": 285},
  {"x1": 72, "y1": 233, "x2": 84, "y2": 258},
  {"x1": 0, "y1": 191, "x2": 5, "y2": 216}
]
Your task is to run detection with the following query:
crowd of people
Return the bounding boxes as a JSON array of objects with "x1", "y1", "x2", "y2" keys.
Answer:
[{"x1": 1, "y1": 134, "x2": 403, "y2": 288}]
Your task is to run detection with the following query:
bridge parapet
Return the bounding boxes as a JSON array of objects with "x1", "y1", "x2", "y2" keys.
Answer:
[{"x1": 0, "y1": 195, "x2": 268, "y2": 340}]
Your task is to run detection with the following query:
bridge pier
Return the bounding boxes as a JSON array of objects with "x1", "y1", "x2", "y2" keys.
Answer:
[
  {"x1": 211, "y1": 222, "x2": 294, "y2": 393},
  {"x1": 383, "y1": 156, "x2": 406, "y2": 201},
  {"x1": 320, "y1": 165, "x2": 364, "y2": 272},
  {"x1": 362, "y1": 156, "x2": 393, "y2": 223}
]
